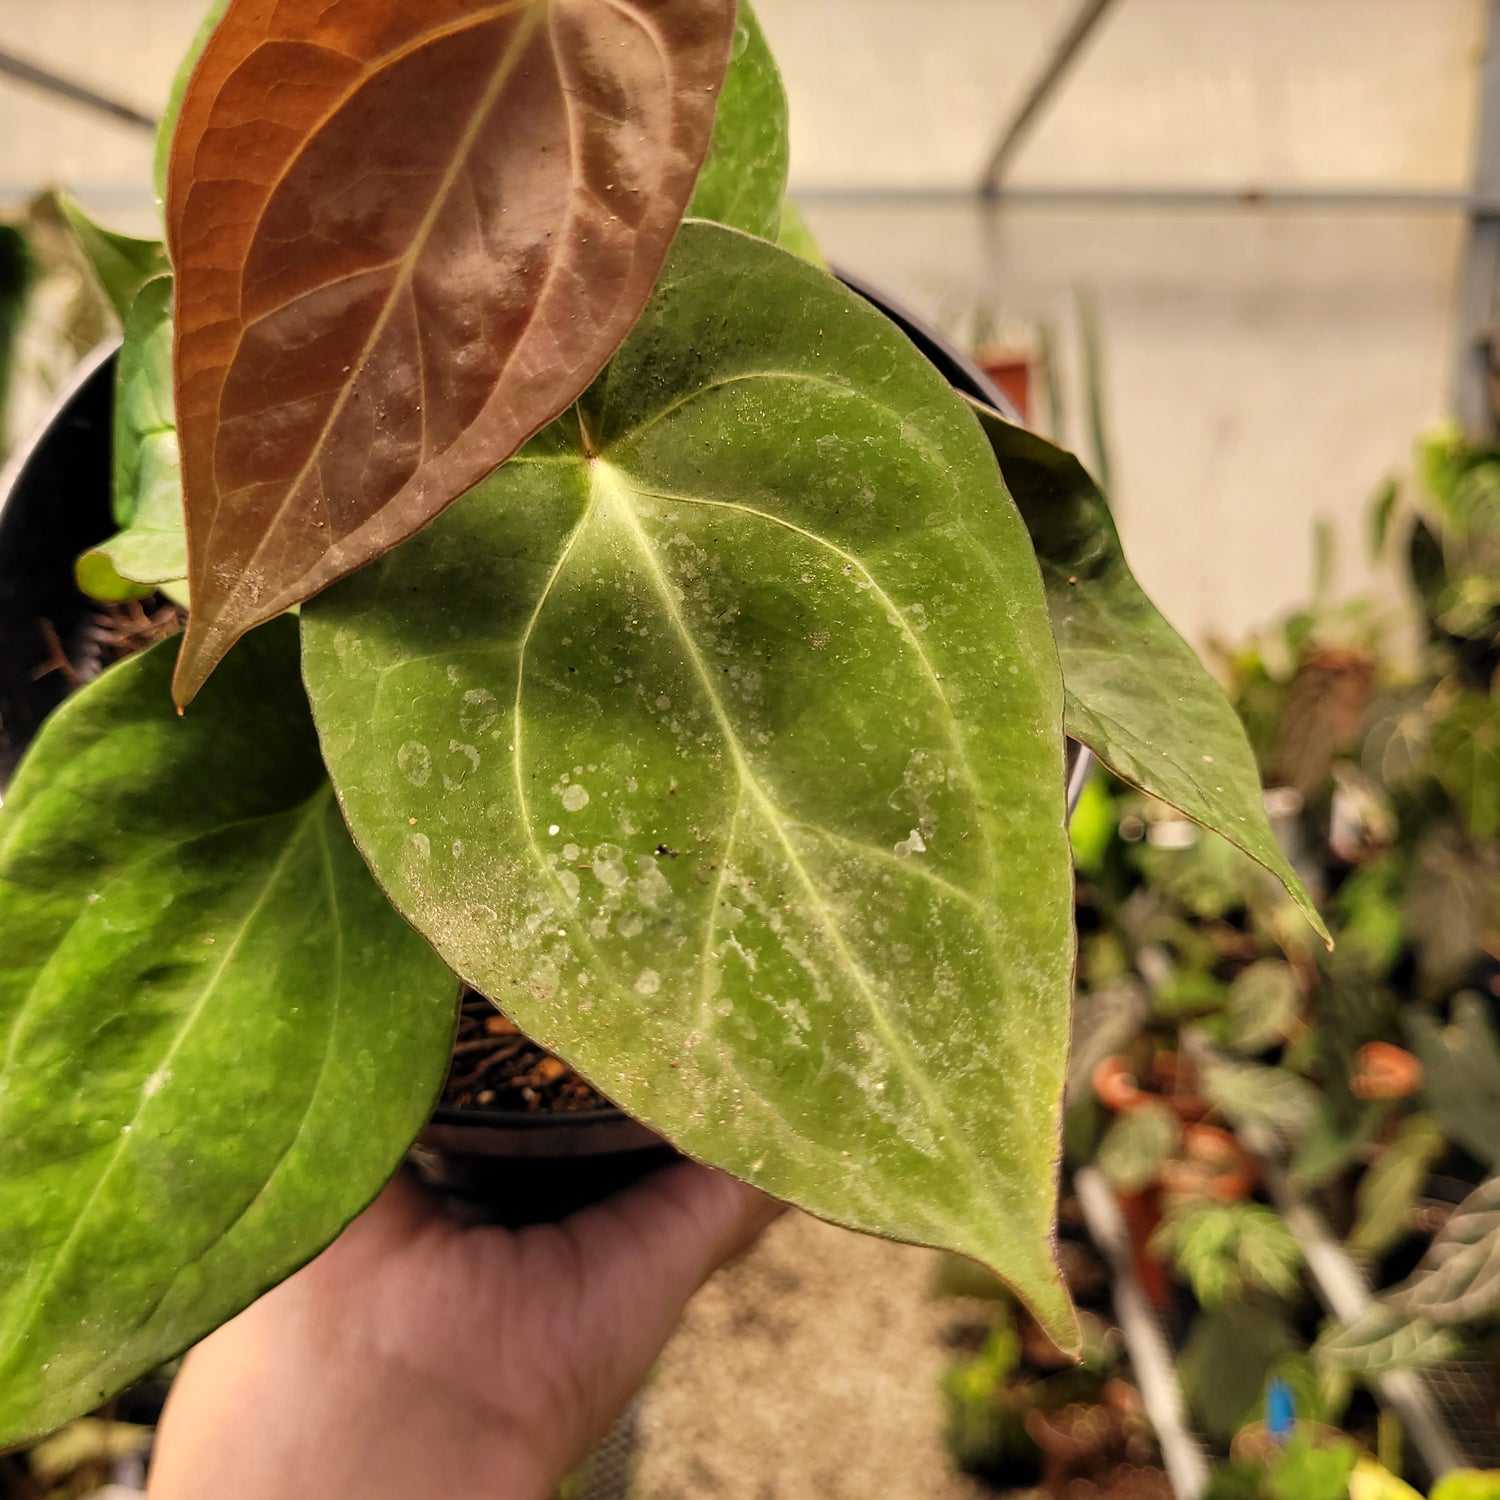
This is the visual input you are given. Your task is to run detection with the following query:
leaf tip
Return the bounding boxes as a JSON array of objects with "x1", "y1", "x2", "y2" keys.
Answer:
[{"x1": 171, "y1": 623, "x2": 222, "y2": 710}]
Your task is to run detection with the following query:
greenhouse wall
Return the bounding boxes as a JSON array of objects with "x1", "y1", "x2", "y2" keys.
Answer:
[{"x1": 0, "y1": 0, "x2": 1488, "y2": 647}]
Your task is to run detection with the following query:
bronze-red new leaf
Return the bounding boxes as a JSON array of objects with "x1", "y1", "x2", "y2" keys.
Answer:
[{"x1": 167, "y1": 0, "x2": 735, "y2": 705}]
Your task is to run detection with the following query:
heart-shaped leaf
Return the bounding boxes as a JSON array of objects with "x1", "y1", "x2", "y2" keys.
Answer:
[
  {"x1": 686, "y1": 1, "x2": 787, "y2": 238},
  {"x1": 1226, "y1": 958, "x2": 1301, "y2": 1053},
  {"x1": 1406, "y1": 992, "x2": 1500, "y2": 1168},
  {"x1": 76, "y1": 275, "x2": 188, "y2": 603},
  {"x1": 303, "y1": 222, "x2": 1077, "y2": 1346},
  {"x1": 110, "y1": 276, "x2": 176, "y2": 530},
  {"x1": 1098, "y1": 1103, "x2": 1180, "y2": 1194},
  {"x1": 167, "y1": 0, "x2": 737, "y2": 707},
  {"x1": 1315, "y1": 1304, "x2": 1461, "y2": 1377},
  {"x1": 1348, "y1": 1114, "x2": 1445, "y2": 1258},
  {"x1": 1201, "y1": 1054, "x2": 1320, "y2": 1141},
  {"x1": 54, "y1": 195, "x2": 169, "y2": 325},
  {"x1": 969, "y1": 405, "x2": 1330, "y2": 945},
  {"x1": 776, "y1": 201, "x2": 827, "y2": 268},
  {"x1": 0, "y1": 618, "x2": 458, "y2": 1447},
  {"x1": 1390, "y1": 1174, "x2": 1500, "y2": 1325}
]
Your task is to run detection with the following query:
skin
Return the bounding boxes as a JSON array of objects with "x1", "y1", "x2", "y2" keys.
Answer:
[{"x1": 148, "y1": 1162, "x2": 782, "y2": 1499}]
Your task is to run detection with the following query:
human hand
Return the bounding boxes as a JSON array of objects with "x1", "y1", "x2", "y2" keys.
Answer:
[{"x1": 148, "y1": 1160, "x2": 782, "y2": 1499}]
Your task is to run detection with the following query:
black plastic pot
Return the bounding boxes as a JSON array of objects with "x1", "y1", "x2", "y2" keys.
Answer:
[
  {"x1": 0, "y1": 345, "x2": 116, "y2": 785},
  {"x1": 0, "y1": 282, "x2": 1087, "y2": 1228}
]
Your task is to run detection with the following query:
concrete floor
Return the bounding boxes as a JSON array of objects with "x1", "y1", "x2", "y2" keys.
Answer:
[{"x1": 634, "y1": 1212, "x2": 985, "y2": 1500}]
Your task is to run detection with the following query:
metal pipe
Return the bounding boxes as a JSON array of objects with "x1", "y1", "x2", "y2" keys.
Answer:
[
  {"x1": 1076, "y1": 1168, "x2": 1214, "y2": 1500},
  {"x1": 0, "y1": 49, "x2": 157, "y2": 133},
  {"x1": 1453, "y1": 0, "x2": 1500, "y2": 436},
  {"x1": 1242, "y1": 1130, "x2": 1470, "y2": 1482},
  {"x1": 981, "y1": 0, "x2": 1123, "y2": 195},
  {"x1": 795, "y1": 184, "x2": 1495, "y2": 213}
]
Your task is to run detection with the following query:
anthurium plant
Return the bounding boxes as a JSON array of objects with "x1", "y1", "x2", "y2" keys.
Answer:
[{"x1": 0, "y1": 0, "x2": 1324, "y2": 1444}]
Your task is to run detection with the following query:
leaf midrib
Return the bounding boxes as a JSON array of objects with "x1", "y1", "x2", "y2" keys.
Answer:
[{"x1": 593, "y1": 458, "x2": 990, "y2": 1189}]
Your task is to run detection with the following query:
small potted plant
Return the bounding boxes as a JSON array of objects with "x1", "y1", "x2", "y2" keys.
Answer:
[{"x1": 0, "y1": 0, "x2": 1324, "y2": 1447}]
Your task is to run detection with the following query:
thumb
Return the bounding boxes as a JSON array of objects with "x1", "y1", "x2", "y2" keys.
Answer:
[
  {"x1": 568, "y1": 1159, "x2": 785, "y2": 1307},
  {"x1": 549, "y1": 1162, "x2": 784, "y2": 1422}
]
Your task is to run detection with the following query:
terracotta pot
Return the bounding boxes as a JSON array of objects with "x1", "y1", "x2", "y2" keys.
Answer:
[
  {"x1": 1091, "y1": 1052, "x2": 1207, "y2": 1122},
  {"x1": 975, "y1": 349, "x2": 1032, "y2": 423},
  {"x1": 1351, "y1": 1041, "x2": 1423, "y2": 1101},
  {"x1": 1116, "y1": 1185, "x2": 1173, "y2": 1312},
  {"x1": 1231, "y1": 1419, "x2": 1347, "y2": 1468},
  {"x1": 1159, "y1": 1123, "x2": 1257, "y2": 1204}
]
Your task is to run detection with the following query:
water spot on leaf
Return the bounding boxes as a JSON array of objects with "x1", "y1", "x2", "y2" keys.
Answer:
[
  {"x1": 397, "y1": 741, "x2": 431, "y2": 787},
  {"x1": 460, "y1": 688, "x2": 499, "y2": 736}
]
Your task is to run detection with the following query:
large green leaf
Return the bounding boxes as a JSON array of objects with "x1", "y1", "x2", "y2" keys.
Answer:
[
  {"x1": 54, "y1": 195, "x2": 169, "y2": 324},
  {"x1": 968, "y1": 405, "x2": 1329, "y2": 945},
  {"x1": 0, "y1": 619, "x2": 458, "y2": 1446},
  {"x1": 687, "y1": 1, "x2": 788, "y2": 239},
  {"x1": 75, "y1": 275, "x2": 187, "y2": 602},
  {"x1": 303, "y1": 222, "x2": 1077, "y2": 1344}
]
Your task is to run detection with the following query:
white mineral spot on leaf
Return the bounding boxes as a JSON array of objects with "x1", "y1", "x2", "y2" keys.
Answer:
[
  {"x1": 562, "y1": 843, "x2": 581, "y2": 862},
  {"x1": 142, "y1": 1068, "x2": 171, "y2": 1098},
  {"x1": 548, "y1": 824, "x2": 561, "y2": 837},
  {"x1": 444, "y1": 741, "x2": 480, "y2": 789},
  {"x1": 460, "y1": 688, "x2": 499, "y2": 735},
  {"x1": 562, "y1": 784, "x2": 590, "y2": 812},
  {"x1": 893, "y1": 828, "x2": 927, "y2": 858},
  {"x1": 593, "y1": 844, "x2": 628, "y2": 888},
  {"x1": 397, "y1": 741, "x2": 432, "y2": 786},
  {"x1": 635, "y1": 968, "x2": 662, "y2": 995}
]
